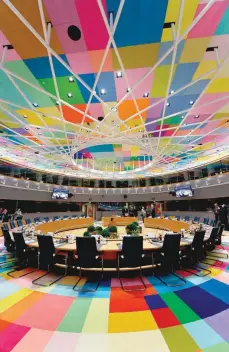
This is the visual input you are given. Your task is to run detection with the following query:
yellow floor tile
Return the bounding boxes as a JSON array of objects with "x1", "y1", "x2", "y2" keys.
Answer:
[{"x1": 108, "y1": 311, "x2": 158, "y2": 333}]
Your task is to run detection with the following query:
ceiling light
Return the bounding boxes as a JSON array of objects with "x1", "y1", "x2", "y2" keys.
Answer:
[
  {"x1": 189, "y1": 100, "x2": 194, "y2": 105},
  {"x1": 23, "y1": 114, "x2": 27, "y2": 118},
  {"x1": 56, "y1": 100, "x2": 60, "y2": 105},
  {"x1": 126, "y1": 87, "x2": 131, "y2": 92},
  {"x1": 68, "y1": 76, "x2": 74, "y2": 82},
  {"x1": 143, "y1": 92, "x2": 149, "y2": 98},
  {"x1": 111, "y1": 107, "x2": 117, "y2": 112},
  {"x1": 194, "y1": 115, "x2": 199, "y2": 118},
  {"x1": 25, "y1": 127, "x2": 29, "y2": 130},
  {"x1": 166, "y1": 102, "x2": 170, "y2": 107},
  {"x1": 33, "y1": 102, "x2": 38, "y2": 107},
  {"x1": 67, "y1": 92, "x2": 73, "y2": 98},
  {"x1": 181, "y1": 116, "x2": 184, "y2": 119},
  {"x1": 116, "y1": 71, "x2": 122, "y2": 78},
  {"x1": 100, "y1": 89, "x2": 106, "y2": 95},
  {"x1": 170, "y1": 90, "x2": 175, "y2": 94}
]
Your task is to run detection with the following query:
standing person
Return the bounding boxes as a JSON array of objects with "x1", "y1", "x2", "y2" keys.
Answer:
[
  {"x1": 151, "y1": 203, "x2": 156, "y2": 218},
  {"x1": 146, "y1": 207, "x2": 151, "y2": 218},
  {"x1": 219, "y1": 204, "x2": 229, "y2": 230},
  {"x1": 2, "y1": 208, "x2": 8, "y2": 222},
  {"x1": 141, "y1": 206, "x2": 146, "y2": 221},
  {"x1": 213, "y1": 202, "x2": 220, "y2": 226},
  {"x1": 133, "y1": 205, "x2": 137, "y2": 217}
]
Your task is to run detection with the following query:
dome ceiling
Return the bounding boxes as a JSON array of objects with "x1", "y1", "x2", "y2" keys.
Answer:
[{"x1": 1, "y1": 0, "x2": 229, "y2": 179}]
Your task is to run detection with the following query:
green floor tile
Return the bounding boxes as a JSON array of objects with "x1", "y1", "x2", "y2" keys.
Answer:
[
  {"x1": 57, "y1": 298, "x2": 92, "y2": 333},
  {"x1": 161, "y1": 325, "x2": 199, "y2": 352},
  {"x1": 203, "y1": 342, "x2": 229, "y2": 352},
  {"x1": 161, "y1": 292, "x2": 200, "y2": 324}
]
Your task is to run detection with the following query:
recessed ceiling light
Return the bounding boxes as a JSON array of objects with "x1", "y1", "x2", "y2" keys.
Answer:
[
  {"x1": 181, "y1": 116, "x2": 184, "y2": 119},
  {"x1": 68, "y1": 76, "x2": 74, "y2": 82},
  {"x1": 25, "y1": 127, "x2": 29, "y2": 130},
  {"x1": 143, "y1": 92, "x2": 149, "y2": 98},
  {"x1": 67, "y1": 92, "x2": 73, "y2": 98},
  {"x1": 111, "y1": 107, "x2": 117, "y2": 112},
  {"x1": 56, "y1": 100, "x2": 60, "y2": 105},
  {"x1": 170, "y1": 90, "x2": 175, "y2": 94},
  {"x1": 116, "y1": 71, "x2": 122, "y2": 78},
  {"x1": 33, "y1": 102, "x2": 38, "y2": 107},
  {"x1": 194, "y1": 115, "x2": 199, "y2": 118},
  {"x1": 126, "y1": 87, "x2": 131, "y2": 92},
  {"x1": 100, "y1": 89, "x2": 106, "y2": 95},
  {"x1": 166, "y1": 102, "x2": 170, "y2": 107},
  {"x1": 189, "y1": 100, "x2": 194, "y2": 105},
  {"x1": 23, "y1": 114, "x2": 27, "y2": 118}
]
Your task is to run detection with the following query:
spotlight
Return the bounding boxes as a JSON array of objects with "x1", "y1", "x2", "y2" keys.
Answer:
[
  {"x1": 100, "y1": 89, "x2": 106, "y2": 95},
  {"x1": 67, "y1": 92, "x2": 73, "y2": 98},
  {"x1": 116, "y1": 71, "x2": 122, "y2": 78},
  {"x1": 189, "y1": 100, "x2": 194, "y2": 105},
  {"x1": 68, "y1": 76, "x2": 74, "y2": 82},
  {"x1": 166, "y1": 102, "x2": 170, "y2": 107},
  {"x1": 170, "y1": 90, "x2": 175, "y2": 94},
  {"x1": 126, "y1": 87, "x2": 131, "y2": 92},
  {"x1": 33, "y1": 102, "x2": 38, "y2": 107},
  {"x1": 143, "y1": 92, "x2": 149, "y2": 98}
]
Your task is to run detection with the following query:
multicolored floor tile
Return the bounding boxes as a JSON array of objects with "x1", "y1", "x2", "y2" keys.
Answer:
[{"x1": 0, "y1": 242, "x2": 229, "y2": 351}]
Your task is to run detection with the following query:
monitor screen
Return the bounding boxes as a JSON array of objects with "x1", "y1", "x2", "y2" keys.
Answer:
[
  {"x1": 98, "y1": 202, "x2": 122, "y2": 211},
  {"x1": 175, "y1": 185, "x2": 193, "y2": 198},
  {"x1": 52, "y1": 188, "x2": 69, "y2": 200}
]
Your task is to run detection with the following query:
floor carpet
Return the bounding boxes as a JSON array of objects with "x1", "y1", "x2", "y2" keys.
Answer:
[{"x1": 1, "y1": 239, "x2": 229, "y2": 352}]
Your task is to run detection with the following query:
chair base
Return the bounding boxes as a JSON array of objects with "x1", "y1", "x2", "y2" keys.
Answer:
[
  {"x1": 118, "y1": 275, "x2": 146, "y2": 291},
  {"x1": 73, "y1": 266, "x2": 103, "y2": 292},
  {"x1": 7, "y1": 266, "x2": 37, "y2": 279},
  {"x1": 182, "y1": 264, "x2": 211, "y2": 277},
  {"x1": 32, "y1": 271, "x2": 66, "y2": 287},
  {"x1": 201, "y1": 257, "x2": 224, "y2": 267},
  {"x1": 154, "y1": 271, "x2": 186, "y2": 287}
]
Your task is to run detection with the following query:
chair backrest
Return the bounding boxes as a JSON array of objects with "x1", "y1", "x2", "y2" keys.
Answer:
[
  {"x1": 37, "y1": 235, "x2": 55, "y2": 266},
  {"x1": 26, "y1": 218, "x2": 31, "y2": 224},
  {"x1": 122, "y1": 236, "x2": 144, "y2": 267},
  {"x1": 176, "y1": 216, "x2": 180, "y2": 220},
  {"x1": 209, "y1": 219, "x2": 214, "y2": 226},
  {"x1": 2, "y1": 229, "x2": 15, "y2": 252},
  {"x1": 76, "y1": 237, "x2": 98, "y2": 268},
  {"x1": 12, "y1": 232, "x2": 27, "y2": 259},
  {"x1": 209, "y1": 227, "x2": 219, "y2": 243},
  {"x1": 10, "y1": 221, "x2": 15, "y2": 229},
  {"x1": 192, "y1": 231, "x2": 205, "y2": 259},
  {"x1": 184, "y1": 216, "x2": 190, "y2": 221},
  {"x1": 17, "y1": 220, "x2": 23, "y2": 227},
  {"x1": 203, "y1": 218, "x2": 209, "y2": 224},
  {"x1": 63, "y1": 216, "x2": 68, "y2": 219},
  {"x1": 217, "y1": 224, "x2": 225, "y2": 244},
  {"x1": 2, "y1": 223, "x2": 9, "y2": 231},
  {"x1": 162, "y1": 234, "x2": 181, "y2": 266},
  {"x1": 44, "y1": 217, "x2": 49, "y2": 222},
  {"x1": 34, "y1": 217, "x2": 40, "y2": 223},
  {"x1": 53, "y1": 216, "x2": 59, "y2": 221}
]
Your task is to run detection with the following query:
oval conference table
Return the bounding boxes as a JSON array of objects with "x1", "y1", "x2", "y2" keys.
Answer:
[{"x1": 23, "y1": 217, "x2": 208, "y2": 267}]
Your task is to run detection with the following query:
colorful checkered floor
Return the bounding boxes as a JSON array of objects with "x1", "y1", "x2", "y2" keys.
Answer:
[{"x1": 1, "y1": 240, "x2": 229, "y2": 351}]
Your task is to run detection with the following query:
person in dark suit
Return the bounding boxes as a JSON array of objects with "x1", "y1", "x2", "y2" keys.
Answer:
[{"x1": 219, "y1": 204, "x2": 229, "y2": 230}]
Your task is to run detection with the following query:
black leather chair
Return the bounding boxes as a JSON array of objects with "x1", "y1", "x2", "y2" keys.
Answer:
[
  {"x1": 7, "y1": 232, "x2": 36, "y2": 278},
  {"x1": 0, "y1": 229, "x2": 16, "y2": 268},
  {"x1": 117, "y1": 236, "x2": 146, "y2": 291},
  {"x1": 32, "y1": 235, "x2": 67, "y2": 286},
  {"x1": 73, "y1": 237, "x2": 104, "y2": 292},
  {"x1": 205, "y1": 225, "x2": 228, "y2": 263},
  {"x1": 181, "y1": 231, "x2": 211, "y2": 277},
  {"x1": 153, "y1": 234, "x2": 186, "y2": 287}
]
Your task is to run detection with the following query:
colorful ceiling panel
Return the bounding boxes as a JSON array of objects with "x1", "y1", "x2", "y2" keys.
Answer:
[{"x1": 1, "y1": 0, "x2": 229, "y2": 179}]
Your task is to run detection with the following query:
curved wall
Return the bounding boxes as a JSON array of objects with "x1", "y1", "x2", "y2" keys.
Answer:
[{"x1": 0, "y1": 172, "x2": 229, "y2": 202}]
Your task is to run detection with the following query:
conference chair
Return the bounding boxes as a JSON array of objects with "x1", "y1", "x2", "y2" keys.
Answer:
[
  {"x1": 117, "y1": 236, "x2": 146, "y2": 291},
  {"x1": 175, "y1": 215, "x2": 181, "y2": 221},
  {"x1": 2, "y1": 223, "x2": 9, "y2": 231},
  {"x1": 184, "y1": 216, "x2": 190, "y2": 222},
  {"x1": 25, "y1": 218, "x2": 31, "y2": 224},
  {"x1": 10, "y1": 221, "x2": 16, "y2": 229},
  {"x1": 0, "y1": 229, "x2": 16, "y2": 268},
  {"x1": 43, "y1": 217, "x2": 49, "y2": 223},
  {"x1": 34, "y1": 217, "x2": 40, "y2": 223},
  {"x1": 53, "y1": 216, "x2": 59, "y2": 221},
  {"x1": 193, "y1": 217, "x2": 200, "y2": 223},
  {"x1": 7, "y1": 232, "x2": 36, "y2": 278},
  {"x1": 32, "y1": 235, "x2": 67, "y2": 286},
  {"x1": 153, "y1": 234, "x2": 186, "y2": 287},
  {"x1": 209, "y1": 219, "x2": 214, "y2": 227},
  {"x1": 206, "y1": 225, "x2": 228, "y2": 260},
  {"x1": 63, "y1": 215, "x2": 69, "y2": 219},
  {"x1": 17, "y1": 220, "x2": 23, "y2": 227},
  {"x1": 201, "y1": 227, "x2": 225, "y2": 266},
  {"x1": 73, "y1": 237, "x2": 104, "y2": 292},
  {"x1": 181, "y1": 231, "x2": 211, "y2": 277},
  {"x1": 203, "y1": 218, "x2": 209, "y2": 225}
]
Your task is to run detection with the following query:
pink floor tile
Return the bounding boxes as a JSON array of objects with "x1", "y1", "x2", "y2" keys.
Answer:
[
  {"x1": 11, "y1": 328, "x2": 54, "y2": 352},
  {"x1": 216, "y1": 272, "x2": 229, "y2": 285},
  {"x1": 44, "y1": 331, "x2": 79, "y2": 352},
  {"x1": 15, "y1": 294, "x2": 74, "y2": 330},
  {"x1": 0, "y1": 323, "x2": 30, "y2": 352}
]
